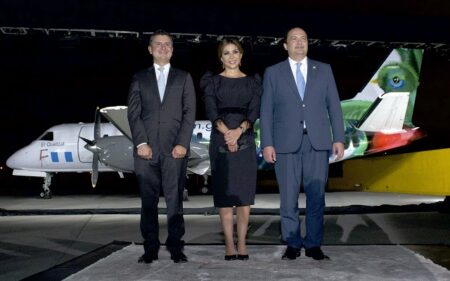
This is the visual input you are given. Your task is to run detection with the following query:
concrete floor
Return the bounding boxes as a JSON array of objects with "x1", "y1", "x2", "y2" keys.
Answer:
[{"x1": 0, "y1": 192, "x2": 449, "y2": 280}]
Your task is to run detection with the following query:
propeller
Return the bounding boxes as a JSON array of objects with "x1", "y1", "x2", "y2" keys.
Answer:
[
  {"x1": 91, "y1": 107, "x2": 100, "y2": 188},
  {"x1": 79, "y1": 107, "x2": 101, "y2": 188}
]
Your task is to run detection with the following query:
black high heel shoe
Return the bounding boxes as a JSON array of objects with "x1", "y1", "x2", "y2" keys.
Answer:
[
  {"x1": 224, "y1": 255, "x2": 237, "y2": 261},
  {"x1": 237, "y1": 254, "x2": 249, "y2": 260}
]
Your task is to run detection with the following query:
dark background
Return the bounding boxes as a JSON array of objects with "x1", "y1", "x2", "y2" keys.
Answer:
[{"x1": 1, "y1": 0, "x2": 449, "y2": 195}]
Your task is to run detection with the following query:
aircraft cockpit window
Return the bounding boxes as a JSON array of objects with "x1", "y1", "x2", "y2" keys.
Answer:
[{"x1": 38, "y1": 132, "x2": 54, "y2": 141}]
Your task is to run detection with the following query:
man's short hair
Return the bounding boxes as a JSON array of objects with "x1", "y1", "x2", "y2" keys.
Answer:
[{"x1": 149, "y1": 29, "x2": 173, "y2": 46}]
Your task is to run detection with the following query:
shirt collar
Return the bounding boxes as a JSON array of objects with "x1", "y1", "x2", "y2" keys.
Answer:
[
  {"x1": 288, "y1": 57, "x2": 307, "y2": 68},
  {"x1": 154, "y1": 63, "x2": 171, "y2": 72}
]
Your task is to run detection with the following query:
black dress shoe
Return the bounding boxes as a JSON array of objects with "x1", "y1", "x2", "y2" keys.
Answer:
[
  {"x1": 224, "y1": 255, "x2": 237, "y2": 261},
  {"x1": 237, "y1": 254, "x2": 249, "y2": 260},
  {"x1": 282, "y1": 246, "x2": 301, "y2": 260},
  {"x1": 305, "y1": 247, "x2": 329, "y2": 260},
  {"x1": 170, "y1": 250, "x2": 188, "y2": 263},
  {"x1": 138, "y1": 251, "x2": 158, "y2": 264}
]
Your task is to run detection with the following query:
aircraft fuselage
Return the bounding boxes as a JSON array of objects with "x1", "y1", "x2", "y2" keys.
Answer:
[{"x1": 7, "y1": 123, "x2": 123, "y2": 173}]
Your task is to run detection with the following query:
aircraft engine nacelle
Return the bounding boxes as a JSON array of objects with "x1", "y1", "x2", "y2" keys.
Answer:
[{"x1": 96, "y1": 136, "x2": 134, "y2": 172}]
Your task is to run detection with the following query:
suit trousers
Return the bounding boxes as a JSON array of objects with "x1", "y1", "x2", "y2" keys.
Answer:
[
  {"x1": 275, "y1": 134, "x2": 329, "y2": 249},
  {"x1": 134, "y1": 154, "x2": 187, "y2": 252}
]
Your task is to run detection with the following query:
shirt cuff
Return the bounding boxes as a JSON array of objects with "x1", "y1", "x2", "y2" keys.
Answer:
[{"x1": 137, "y1": 143, "x2": 147, "y2": 148}]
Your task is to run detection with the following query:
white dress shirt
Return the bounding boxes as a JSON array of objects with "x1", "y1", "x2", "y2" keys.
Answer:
[
  {"x1": 288, "y1": 57, "x2": 308, "y2": 85},
  {"x1": 154, "y1": 63, "x2": 171, "y2": 86}
]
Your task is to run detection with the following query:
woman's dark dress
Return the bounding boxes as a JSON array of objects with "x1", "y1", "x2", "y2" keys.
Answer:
[{"x1": 201, "y1": 73, "x2": 262, "y2": 207}]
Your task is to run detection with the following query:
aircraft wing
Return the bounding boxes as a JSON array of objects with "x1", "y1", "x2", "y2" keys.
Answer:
[
  {"x1": 356, "y1": 92, "x2": 409, "y2": 133},
  {"x1": 99, "y1": 106, "x2": 132, "y2": 140},
  {"x1": 100, "y1": 105, "x2": 211, "y2": 176},
  {"x1": 187, "y1": 140, "x2": 210, "y2": 175},
  {"x1": 190, "y1": 142, "x2": 209, "y2": 159}
]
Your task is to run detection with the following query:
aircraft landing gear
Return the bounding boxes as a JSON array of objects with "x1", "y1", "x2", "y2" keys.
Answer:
[
  {"x1": 40, "y1": 173, "x2": 53, "y2": 199},
  {"x1": 201, "y1": 175, "x2": 209, "y2": 194},
  {"x1": 183, "y1": 174, "x2": 210, "y2": 201},
  {"x1": 183, "y1": 188, "x2": 189, "y2": 201},
  {"x1": 201, "y1": 186, "x2": 209, "y2": 194}
]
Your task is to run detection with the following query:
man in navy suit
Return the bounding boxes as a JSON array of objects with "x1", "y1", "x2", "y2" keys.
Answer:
[
  {"x1": 260, "y1": 27, "x2": 345, "y2": 260},
  {"x1": 128, "y1": 30, "x2": 196, "y2": 264}
]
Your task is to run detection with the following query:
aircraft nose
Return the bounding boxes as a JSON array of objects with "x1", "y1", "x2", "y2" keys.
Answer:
[
  {"x1": 6, "y1": 153, "x2": 18, "y2": 169},
  {"x1": 6, "y1": 148, "x2": 31, "y2": 169}
]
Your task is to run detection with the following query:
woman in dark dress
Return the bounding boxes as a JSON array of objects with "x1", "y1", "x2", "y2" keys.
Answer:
[{"x1": 200, "y1": 38, "x2": 261, "y2": 260}]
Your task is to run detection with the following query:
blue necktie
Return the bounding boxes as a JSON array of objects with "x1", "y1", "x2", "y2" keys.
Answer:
[
  {"x1": 296, "y1": 62, "x2": 305, "y2": 100},
  {"x1": 157, "y1": 66, "x2": 166, "y2": 102}
]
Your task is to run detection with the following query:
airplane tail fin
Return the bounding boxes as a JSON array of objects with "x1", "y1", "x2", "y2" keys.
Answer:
[
  {"x1": 355, "y1": 91, "x2": 410, "y2": 133},
  {"x1": 336, "y1": 49, "x2": 425, "y2": 159},
  {"x1": 342, "y1": 48, "x2": 424, "y2": 128}
]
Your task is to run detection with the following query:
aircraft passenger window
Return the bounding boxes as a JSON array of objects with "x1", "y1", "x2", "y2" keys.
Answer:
[
  {"x1": 39, "y1": 132, "x2": 54, "y2": 141},
  {"x1": 197, "y1": 132, "x2": 203, "y2": 141}
]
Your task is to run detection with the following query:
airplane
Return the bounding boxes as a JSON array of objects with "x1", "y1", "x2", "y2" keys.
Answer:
[
  {"x1": 6, "y1": 48, "x2": 425, "y2": 198},
  {"x1": 5, "y1": 110, "x2": 212, "y2": 199}
]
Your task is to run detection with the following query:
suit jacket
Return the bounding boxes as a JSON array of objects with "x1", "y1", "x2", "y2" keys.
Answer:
[
  {"x1": 260, "y1": 58, "x2": 344, "y2": 153},
  {"x1": 127, "y1": 66, "x2": 196, "y2": 157}
]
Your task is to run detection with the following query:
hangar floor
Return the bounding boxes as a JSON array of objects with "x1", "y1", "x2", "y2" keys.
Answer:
[{"x1": 0, "y1": 192, "x2": 449, "y2": 280}]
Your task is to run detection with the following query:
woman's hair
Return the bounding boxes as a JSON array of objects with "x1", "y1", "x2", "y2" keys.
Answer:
[{"x1": 217, "y1": 37, "x2": 244, "y2": 59}]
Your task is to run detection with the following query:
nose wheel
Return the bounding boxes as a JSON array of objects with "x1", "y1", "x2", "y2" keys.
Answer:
[{"x1": 39, "y1": 173, "x2": 53, "y2": 199}]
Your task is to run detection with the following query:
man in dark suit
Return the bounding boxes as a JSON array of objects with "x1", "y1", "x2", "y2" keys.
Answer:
[
  {"x1": 260, "y1": 27, "x2": 345, "y2": 260},
  {"x1": 128, "y1": 30, "x2": 196, "y2": 264}
]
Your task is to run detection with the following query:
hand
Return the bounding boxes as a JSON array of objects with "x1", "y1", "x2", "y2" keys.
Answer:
[
  {"x1": 172, "y1": 145, "x2": 187, "y2": 159},
  {"x1": 224, "y1": 128, "x2": 241, "y2": 146},
  {"x1": 263, "y1": 146, "x2": 276, "y2": 163},
  {"x1": 227, "y1": 143, "x2": 238, "y2": 153},
  {"x1": 332, "y1": 142, "x2": 345, "y2": 161},
  {"x1": 137, "y1": 144, "x2": 152, "y2": 160}
]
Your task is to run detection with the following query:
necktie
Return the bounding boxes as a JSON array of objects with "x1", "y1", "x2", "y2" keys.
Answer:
[
  {"x1": 157, "y1": 66, "x2": 166, "y2": 102},
  {"x1": 296, "y1": 62, "x2": 305, "y2": 100}
]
